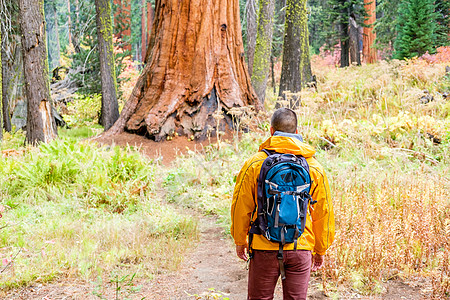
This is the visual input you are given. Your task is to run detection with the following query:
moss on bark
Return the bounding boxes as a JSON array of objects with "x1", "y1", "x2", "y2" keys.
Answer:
[
  {"x1": 278, "y1": 0, "x2": 312, "y2": 108},
  {"x1": 95, "y1": 0, "x2": 119, "y2": 130},
  {"x1": 251, "y1": 0, "x2": 275, "y2": 104}
]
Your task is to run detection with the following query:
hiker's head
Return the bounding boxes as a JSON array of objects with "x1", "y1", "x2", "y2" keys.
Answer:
[{"x1": 270, "y1": 108, "x2": 298, "y2": 135}]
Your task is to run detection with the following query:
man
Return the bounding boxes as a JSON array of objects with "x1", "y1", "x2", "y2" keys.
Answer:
[{"x1": 231, "y1": 108, "x2": 335, "y2": 300}]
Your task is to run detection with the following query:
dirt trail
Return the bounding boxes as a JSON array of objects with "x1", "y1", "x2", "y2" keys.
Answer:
[{"x1": 144, "y1": 217, "x2": 250, "y2": 299}]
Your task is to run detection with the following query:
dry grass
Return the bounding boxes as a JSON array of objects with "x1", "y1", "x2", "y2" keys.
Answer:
[{"x1": 259, "y1": 55, "x2": 450, "y2": 297}]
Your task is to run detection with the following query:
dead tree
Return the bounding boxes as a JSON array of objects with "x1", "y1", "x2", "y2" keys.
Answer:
[{"x1": 18, "y1": 0, "x2": 57, "y2": 144}]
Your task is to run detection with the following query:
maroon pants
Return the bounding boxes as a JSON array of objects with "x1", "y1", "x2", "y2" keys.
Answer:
[{"x1": 248, "y1": 250, "x2": 312, "y2": 300}]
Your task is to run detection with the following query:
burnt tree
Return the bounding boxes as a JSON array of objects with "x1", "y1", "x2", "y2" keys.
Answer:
[
  {"x1": 103, "y1": 0, "x2": 260, "y2": 141},
  {"x1": 18, "y1": 0, "x2": 57, "y2": 144}
]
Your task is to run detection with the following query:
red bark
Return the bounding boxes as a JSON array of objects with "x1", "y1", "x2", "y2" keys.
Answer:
[
  {"x1": 141, "y1": 0, "x2": 146, "y2": 61},
  {"x1": 363, "y1": 0, "x2": 377, "y2": 64},
  {"x1": 102, "y1": 0, "x2": 260, "y2": 141},
  {"x1": 144, "y1": 1, "x2": 153, "y2": 62},
  {"x1": 113, "y1": 0, "x2": 132, "y2": 52}
]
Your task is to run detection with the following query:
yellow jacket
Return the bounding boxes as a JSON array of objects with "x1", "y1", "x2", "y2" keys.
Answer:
[{"x1": 230, "y1": 135, "x2": 335, "y2": 255}]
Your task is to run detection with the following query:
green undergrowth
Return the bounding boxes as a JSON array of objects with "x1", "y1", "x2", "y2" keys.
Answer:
[{"x1": 0, "y1": 136, "x2": 198, "y2": 290}]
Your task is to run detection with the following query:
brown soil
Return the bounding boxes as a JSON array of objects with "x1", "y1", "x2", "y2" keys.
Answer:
[
  {"x1": 94, "y1": 131, "x2": 232, "y2": 164},
  {"x1": 2, "y1": 134, "x2": 431, "y2": 299}
]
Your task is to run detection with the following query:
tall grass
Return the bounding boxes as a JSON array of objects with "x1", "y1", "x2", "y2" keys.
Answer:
[{"x1": 0, "y1": 136, "x2": 198, "y2": 290}]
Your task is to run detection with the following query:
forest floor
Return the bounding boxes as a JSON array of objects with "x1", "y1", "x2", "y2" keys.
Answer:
[{"x1": 3, "y1": 134, "x2": 430, "y2": 300}]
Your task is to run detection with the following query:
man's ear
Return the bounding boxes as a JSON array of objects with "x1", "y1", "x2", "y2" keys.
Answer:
[{"x1": 270, "y1": 127, "x2": 275, "y2": 136}]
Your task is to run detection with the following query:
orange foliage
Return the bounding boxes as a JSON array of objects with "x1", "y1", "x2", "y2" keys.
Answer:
[{"x1": 420, "y1": 46, "x2": 450, "y2": 64}]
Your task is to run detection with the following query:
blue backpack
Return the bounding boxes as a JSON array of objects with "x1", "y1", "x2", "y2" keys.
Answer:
[{"x1": 249, "y1": 149, "x2": 315, "y2": 279}]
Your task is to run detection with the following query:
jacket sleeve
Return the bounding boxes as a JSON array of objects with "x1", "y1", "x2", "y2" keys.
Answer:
[
  {"x1": 309, "y1": 165, "x2": 335, "y2": 255},
  {"x1": 230, "y1": 159, "x2": 258, "y2": 246}
]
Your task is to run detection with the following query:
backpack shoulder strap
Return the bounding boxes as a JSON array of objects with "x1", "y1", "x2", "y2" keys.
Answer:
[{"x1": 261, "y1": 149, "x2": 276, "y2": 156}]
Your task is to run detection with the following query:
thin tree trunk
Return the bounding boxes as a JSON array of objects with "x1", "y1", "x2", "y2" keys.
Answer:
[
  {"x1": 363, "y1": 0, "x2": 377, "y2": 63},
  {"x1": 340, "y1": 21, "x2": 350, "y2": 67},
  {"x1": 95, "y1": 0, "x2": 120, "y2": 130},
  {"x1": 100, "y1": 0, "x2": 260, "y2": 141},
  {"x1": 45, "y1": 0, "x2": 61, "y2": 70},
  {"x1": 1, "y1": 27, "x2": 11, "y2": 132},
  {"x1": 271, "y1": 55, "x2": 275, "y2": 94},
  {"x1": 0, "y1": 29, "x2": 2, "y2": 141},
  {"x1": 246, "y1": 0, "x2": 258, "y2": 76},
  {"x1": 251, "y1": 0, "x2": 275, "y2": 103},
  {"x1": 18, "y1": 0, "x2": 57, "y2": 144},
  {"x1": 72, "y1": 0, "x2": 81, "y2": 53},
  {"x1": 278, "y1": 0, "x2": 312, "y2": 109},
  {"x1": 67, "y1": 0, "x2": 73, "y2": 48},
  {"x1": 349, "y1": 15, "x2": 361, "y2": 66}
]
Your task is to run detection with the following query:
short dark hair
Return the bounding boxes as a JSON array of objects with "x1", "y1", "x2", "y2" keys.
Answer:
[{"x1": 271, "y1": 108, "x2": 297, "y2": 133}]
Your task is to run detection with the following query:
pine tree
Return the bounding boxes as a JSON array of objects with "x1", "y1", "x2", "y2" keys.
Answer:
[
  {"x1": 435, "y1": 0, "x2": 450, "y2": 48},
  {"x1": 394, "y1": 0, "x2": 436, "y2": 59},
  {"x1": 374, "y1": 0, "x2": 400, "y2": 53}
]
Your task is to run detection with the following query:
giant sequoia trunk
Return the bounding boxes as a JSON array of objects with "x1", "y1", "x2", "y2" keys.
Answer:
[
  {"x1": 19, "y1": 0, "x2": 57, "y2": 144},
  {"x1": 363, "y1": 0, "x2": 377, "y2": 63},
  {"x1": 278, "y1": 0, "x2": 311, "y2": 108},
  {"x1": 103, "y1": 0, "x2": 260, "y2": 141},
  {"x1": 113, "y1": 0, "x2": 132, "y2": 52}
]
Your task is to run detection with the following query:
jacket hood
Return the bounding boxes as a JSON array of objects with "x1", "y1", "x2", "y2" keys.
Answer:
[{"x1": 259, "y1": 135, "x2": 316, "y2": 158}]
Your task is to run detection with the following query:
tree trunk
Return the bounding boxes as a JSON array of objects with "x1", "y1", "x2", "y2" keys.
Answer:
[
  {"x1": 95, "y1": 0, "x2": 120, "y2": 130},
  {"x1": 1, "y1": 27, "x2": 11, "y2": 132},
  {"x1": 251, "y1": 0, "x2": 275, "y2": 104},
  {"x1": 0, "y1": 29, "x2": 2, "y2": 141},
  {"x1": 66, "y1": 0, "x2": 73, "y2": 48},
  {"x1": 45, "y1": 0, "x2": 61, "y2": 70},
  {"x1": 363, "y1": 0, "x2": 377, "y2": 63},
  {"x1": 141, "y1": 0, "x2": 146, "y2": 61},
  {"x1": 340, "y1": 21, "x2": 350, "y2": 67},
  {"x1": 246, "y1": 0, "x2": 258, "y2": 76},
  {"x1": 114, "y1": 0, "x2": 132, "y2": 52},
  {"x1": 101, "y1": 0, "x2": 260, "y2": 141},
  {"x1": 144, "y1": 0, "x2": 153, "y2": 62},
  {"x1": 278, "y1": 0, "x2": 312, "y2": 109},
  {"x1": 72, "y1": 0, "x2": 81, "y2": 53},
  {"x1": 349, "y1": 15, "x2": 361, "y2": 66},
  {"x1": 18, "y1": 0, "x2": 57, "y2": 144}
]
